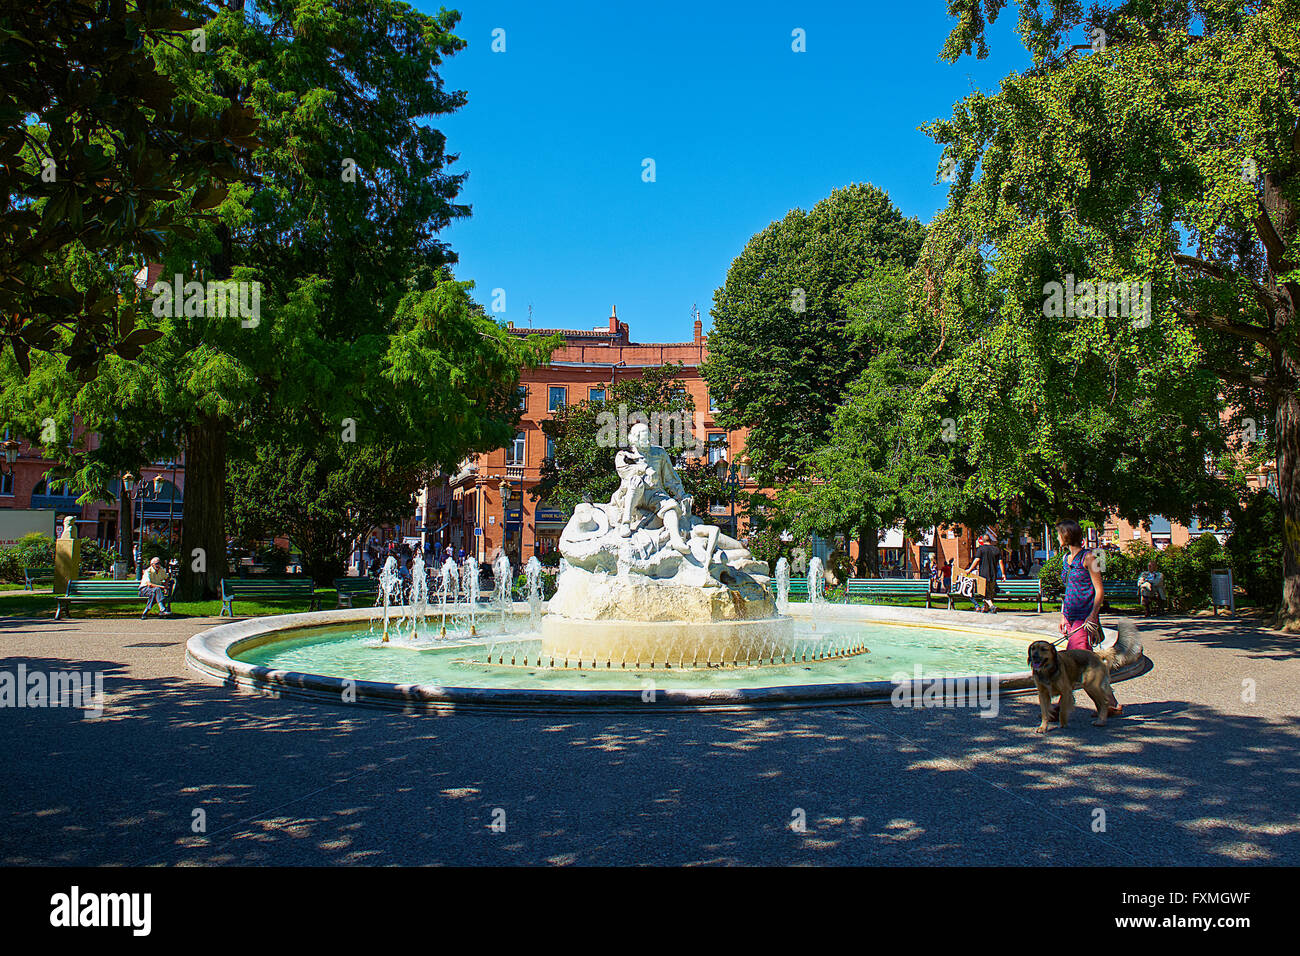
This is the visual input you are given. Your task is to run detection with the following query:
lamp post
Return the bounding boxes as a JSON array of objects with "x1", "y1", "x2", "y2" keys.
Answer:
[
  {"x1": 124, "y1": 471, "x2": 167, "y2": 570},
  {"x1": 714, "y1": 457, "x2": 748, "y2": 539},
  {"x1": 1, "y1": 437, "x2": 19, "y2": 475},
  {"x1": 121, "y1": 471, "x2": 136, "y2": 571}
]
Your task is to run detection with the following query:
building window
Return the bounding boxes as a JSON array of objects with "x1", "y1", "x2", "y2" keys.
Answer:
[
  {"x1": 709, "y1": 391, "x2": 720, "y2": 412},
  {"x1": 507, "y1": 432, "x2": 526, "y2": 465},
  {"x1": 548, "y1": 386, "x2": 566, "y2": 412},
  {"x1": 589, "y1": 387, "x2": 606, "y2": 402},
  {"x1": 517, "y1": 386, "x2": 528, "y2": 411},
  {"x1": 546, "y1": 436, "x2": 555, "y2": 461},
  {"x1": 707, "y1": 434, "x2": 726, "y2": 464},
  {"x1": 0, "y1": 472, "x2": 12, "y2": 496}
]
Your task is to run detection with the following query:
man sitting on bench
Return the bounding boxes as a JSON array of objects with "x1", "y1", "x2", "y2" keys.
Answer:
[
  {"x1": 1138, "y1": 560, "x2": 1166, "y2": 616},
  {"x1": 139, "y1": 556, "x2": 173, "y2": 618}
]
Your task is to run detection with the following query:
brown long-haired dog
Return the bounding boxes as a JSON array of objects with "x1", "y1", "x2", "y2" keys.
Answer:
[{"x1": 1027, "y1": 640, "x2": 1114, "y2": 734}]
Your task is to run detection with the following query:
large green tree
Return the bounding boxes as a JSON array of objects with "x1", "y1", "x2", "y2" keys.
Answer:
[
  {"x1": 0, "y1": 0, "x2": 258, "y2": 378},
  {"x1": 224, "y1": 281, "x2": 557, "y2": 581},
  {"x1": 0, "y1": 2, "x2": 559, "y2": 597},
  {"x1": 922, "y1": 0, "x2": 1293, "y2": 613},
  {"x1": 702, "y1": 183, "x2": 926, "y2": 481},
  {"x1": 774, "y1": 264, "x2": 989, "y2": 573}
]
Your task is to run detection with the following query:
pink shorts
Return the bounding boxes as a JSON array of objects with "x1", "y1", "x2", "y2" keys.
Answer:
[{"x1": 1064, "y1": 622, "x2": 1094, "y2": 650}]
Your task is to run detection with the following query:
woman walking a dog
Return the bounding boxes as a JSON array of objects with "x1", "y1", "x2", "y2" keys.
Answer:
[{"x1": 1056, "y1": 520, "x2": 1122, "y2": 719}]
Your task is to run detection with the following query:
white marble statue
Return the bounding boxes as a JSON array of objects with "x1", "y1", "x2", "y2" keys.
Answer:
[
  {"x1": 61, "y1": 515, "x2": 77, "y2": 539},
  {"x1": 551, "y1": 423, "x2": 771, "y2": 622}
]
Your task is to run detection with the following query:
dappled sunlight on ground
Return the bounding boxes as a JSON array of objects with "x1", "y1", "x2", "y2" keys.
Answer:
[{"x1": 0, "y1": 612, "x2": 1296, "y2": 865}]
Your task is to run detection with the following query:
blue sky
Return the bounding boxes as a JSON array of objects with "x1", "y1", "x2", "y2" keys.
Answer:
[{"x1": 418, "y1": 1, "x2": 1032, "y2": 342}]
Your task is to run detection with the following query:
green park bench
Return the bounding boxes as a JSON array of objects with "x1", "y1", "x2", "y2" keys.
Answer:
[
  {"x1": 846, "y1": 577, "x2": 937, "y2": 607},
  {"x1": 1101, "y1": 580, "x2": 1142, "y2": 608},
  {"x1": 988, "y1": 578, "x2": 1044, "y2": 612},
  {"x1": 54, "y1": 579, "x2": 145, "y2": 619},
  {"x1": 220, "y1": 577, "x2": 318, "y2": 617},
  {"x1": 334, "y1": 577, "x2": 378, "y2": 608},
  {"x1": 786, "y1": 576, "x2": 808, "y2": 599},
  {"x1": 23, "y1": 566, "x2": 54, "y2": 590},
  {"x1": 945, "y1": 577, "x2": 1044, "y2": 611}
]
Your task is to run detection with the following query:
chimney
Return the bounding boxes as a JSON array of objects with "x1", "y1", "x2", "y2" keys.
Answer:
[
  {"x1": 609, "y1": 305, "x2": 618, "y2": 333},
  {"x1": 694, "y1": 317, "x2": 703, "y2": 345}
]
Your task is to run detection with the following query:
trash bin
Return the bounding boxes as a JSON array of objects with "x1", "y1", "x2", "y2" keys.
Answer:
[{"x1": 1210, "y1": 568, "x2": 1235, "y2": 615}]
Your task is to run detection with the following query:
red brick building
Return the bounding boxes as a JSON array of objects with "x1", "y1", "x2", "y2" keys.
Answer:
[
  {"x1": 421, "y1": 309, "x2": 757, "y2": 565},
  {"x1": 1, "y1": 423, "x2": 184, "y2": 556}
]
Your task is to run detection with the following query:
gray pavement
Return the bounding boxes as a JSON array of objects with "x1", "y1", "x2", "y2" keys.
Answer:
[{"x1": 0, "y1": 608, "x2": 1296, "y2": 866}]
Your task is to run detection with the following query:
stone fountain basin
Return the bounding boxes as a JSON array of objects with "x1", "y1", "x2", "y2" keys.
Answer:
[{"x1": 185, "y1": 602, "x2": 1151, "y2": 714}]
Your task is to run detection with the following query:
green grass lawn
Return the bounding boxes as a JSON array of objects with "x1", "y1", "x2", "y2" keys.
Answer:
[{"x1": 0, "y1": 589, "x2": 341, "y2": 619}]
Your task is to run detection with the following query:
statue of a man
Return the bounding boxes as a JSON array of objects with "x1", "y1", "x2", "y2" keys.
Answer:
[
  {"x1": 613, "y1": 422, "x2": 692, "y2": 553},
  {"x1": 61, "y1": 515, "x2": 77, "y2": 539}
]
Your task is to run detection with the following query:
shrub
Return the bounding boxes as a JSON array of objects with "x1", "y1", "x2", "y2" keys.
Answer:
[
  {"x1": 1226, "y1": 490, "x2": 1283, "y2": 608},
  {"x1": 1038, "y1": 537, "x2": 1221, "y2": 611},
  {"x1": 0, "y1": 533, "x2": 55, "y2": 582},
  {"x1": 256, "y1": 544, "x2": 290, "y2": 573}
]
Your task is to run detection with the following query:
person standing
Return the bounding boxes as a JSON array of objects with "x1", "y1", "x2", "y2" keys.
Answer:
[
  {"x1": 1056, "y1": 518, "x2": 1121, "y2": 718},
  {"x1": 965, "y1": 533, "x2": 1007, "y2": 612}
]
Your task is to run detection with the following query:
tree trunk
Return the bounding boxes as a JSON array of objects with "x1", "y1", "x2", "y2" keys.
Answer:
[
  {"x1": 179, "y1": 414, "x2": 228, "y2": 600},
  {"x1": 1274, "y1": 383, "x2": 1300, "y2": 628},
  {"x1": 857, "y1": 520, "x2": 879, "y2": 576}
]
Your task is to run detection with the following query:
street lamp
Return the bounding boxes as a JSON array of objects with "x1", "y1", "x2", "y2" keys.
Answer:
[
  {"x1": 0, "y1": 437, "x2": 20, "y2": 477},
  {"x1": 123, "y1": 471, "x2": 168, "y2": 570},
  {"x1": 714, "y1": 457, "x2": 749, "y2": 539}
]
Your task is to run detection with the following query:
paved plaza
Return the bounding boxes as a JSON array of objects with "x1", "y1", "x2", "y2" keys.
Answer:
[{"x1": 1, "y1": 608, "x2": 1296, "y2": 866}]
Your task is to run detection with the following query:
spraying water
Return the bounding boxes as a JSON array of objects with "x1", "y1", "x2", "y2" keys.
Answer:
[
  {"x1": 408, "y1": 551, "x2": 428, "y2": 640},
  {"x1": 377, "y1": 556, "x2": 403, "y2": 642},
  {"x1": 525, "y1": 556, "x2": 544, "y2": 627},
  {"x1": 438, "y1": 558, "x2": 459, "y2": 636},
  {"x1": 493, "y1": 552, "x2": 513, "y2": 632},
  {"x1": 807, "y1": 557, "x2": 825, "y2": 605},
  {"x1": 463, "y1": 556, "x2": 480, "y2": 634},
  {"x1": 775, "y1": 556, "x2": 789, "y2": 610}
]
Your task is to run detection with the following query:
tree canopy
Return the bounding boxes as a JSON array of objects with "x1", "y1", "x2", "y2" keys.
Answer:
[
  {"x1": 920, "y1": 0, "x2": 1299, "y2": 617},
  {"x1": 702, "y1": 183, "x2": 926, "y2": 482}
]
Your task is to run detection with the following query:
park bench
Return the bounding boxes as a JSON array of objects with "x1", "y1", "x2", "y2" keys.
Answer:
[
  {"x1": 220, "y1": 577, "x2": 317, "y2": 617},
  {"x1": 988, "y1": 578, "x2": 1044, "y2": 612},
  {"x1": 1100, "y1": 580, "x2": 1146, "y2": 611},
  {"x1": 786, "y1": 576, "x2": 808, "y2": 599},
  {"x1": 54, "y1": 579, "x2": 144, "y2": 619},
  {"x1": 334, "y1": 576, "x2": 378, "y2": 608},
  {"x1": 846, "y1": 577, "x2": 936, "y2": 607},
  {"x1": 943, "y1": 577, "x2": 1044, "y2": 612},
  {"x1": 23, "y1": 566, "x2": 54, "y2": 590}
]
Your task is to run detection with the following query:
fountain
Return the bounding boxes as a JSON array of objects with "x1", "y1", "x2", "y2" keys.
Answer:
[
  {"x1": 188, "y1": 424, "x2": 1151, "y2": 710},
  {"x1": 540, "y1": 422, "x2": 802, "y2": 668}
]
